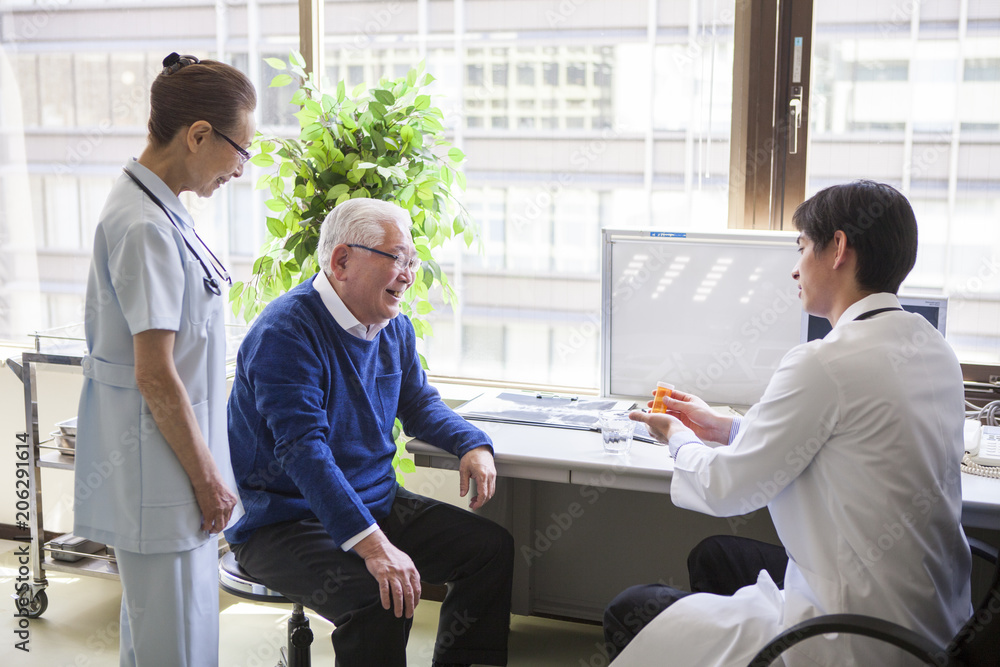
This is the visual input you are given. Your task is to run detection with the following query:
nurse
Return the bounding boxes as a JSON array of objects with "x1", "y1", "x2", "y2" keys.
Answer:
[{"x1": 73, "y1": 53, "x2": 256, "y2": 666}]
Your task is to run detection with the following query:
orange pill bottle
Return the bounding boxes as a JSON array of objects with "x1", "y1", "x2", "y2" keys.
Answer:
[{"x1": 651, "y1": 381, "x2": 674, "y2": 413}]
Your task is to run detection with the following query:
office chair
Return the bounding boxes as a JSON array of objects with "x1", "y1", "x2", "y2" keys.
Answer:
[
  {"x1": 219, "y1": 551, "x2": 314, "y2": 667},
  {"x1": 747, "y1": 537, "x2": 1000, "y2": 667}
]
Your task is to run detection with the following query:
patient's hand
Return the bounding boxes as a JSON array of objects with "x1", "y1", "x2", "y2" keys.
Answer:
[
  {"x1": 459, "y1": 445, "x2": 496, "y2": 510},
  {"x1": 354, "y1": 530, "x2": 421, "y2": 618}
]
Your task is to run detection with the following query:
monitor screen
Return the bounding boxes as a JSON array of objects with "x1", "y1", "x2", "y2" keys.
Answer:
[
  {"x1": 800, "y1": 295, "x2": 948, "y2": 342},
  {"x1": 601, "y1": 229, "x2": 803, "y2": 408}
]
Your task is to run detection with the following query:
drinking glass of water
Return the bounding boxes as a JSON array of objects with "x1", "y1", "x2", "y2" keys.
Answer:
[{"x1": 599, "y1": 410, "x2": 636, "y2": 455}]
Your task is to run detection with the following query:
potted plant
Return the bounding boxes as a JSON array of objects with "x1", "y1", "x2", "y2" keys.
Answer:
[{"x1": 232, "y1": 51, "x2": 480, "y2": 480}]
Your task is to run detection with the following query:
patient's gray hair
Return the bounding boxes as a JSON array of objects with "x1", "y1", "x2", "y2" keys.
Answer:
[{"x1": 317, "y1": 199, "x2": 412, "y2": 275}]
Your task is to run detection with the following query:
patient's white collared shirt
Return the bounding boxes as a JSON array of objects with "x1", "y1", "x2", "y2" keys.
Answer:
[{"x1": 311, "y1": 272, "x2": 386, "y2": 550}]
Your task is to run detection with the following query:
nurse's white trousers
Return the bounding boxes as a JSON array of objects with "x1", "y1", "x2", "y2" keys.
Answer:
[{"x1": 116, "y1": 539, "x2": 219, "y2": 667}]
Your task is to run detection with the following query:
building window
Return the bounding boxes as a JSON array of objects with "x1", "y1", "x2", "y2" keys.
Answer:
[
  {"x1": 492, "y1": 64, "x2": 508, "y2": 87},
  {"x1": 467, "y1": 64, "x2": 484, "y2": 86},
  {"x1": 964, "y1": 58, "x2": 1000, "y2": 81},
  {"x1": 594, "y1": 62, "x2": 612, "y2": 88},
  {"x1": 543, "y1": 62, "x2": 559, "y2": 86},
  {"x1": 517, "y1": 63, "x2": 535, "y2": 86},
  {"x1": 855, "y1": 61, "x2": 909, "y2": 82}
]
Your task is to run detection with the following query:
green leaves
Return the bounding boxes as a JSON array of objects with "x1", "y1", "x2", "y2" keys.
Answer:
[
  {"x1": 372, "y1": 89, "x2": 396, "y2": 105},
  {"x1": 231, "y1": 52, "x2": 483, "y2": 399},
  {"x1": 250, "y1": 153, "x2": 275, "y2": 168}
]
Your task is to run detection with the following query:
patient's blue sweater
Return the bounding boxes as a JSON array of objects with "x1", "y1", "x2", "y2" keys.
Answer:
[{"x1": 225, "y1": 278, "x2": 491, "y2": 546}]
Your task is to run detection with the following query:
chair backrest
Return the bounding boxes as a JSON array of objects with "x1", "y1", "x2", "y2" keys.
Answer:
[{"x1": 948, "y1": 551, "x2": 1000, "y2": 667}]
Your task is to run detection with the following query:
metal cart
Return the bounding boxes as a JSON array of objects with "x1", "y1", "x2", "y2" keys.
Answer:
[{"x1": 7, "y1": 327, "x2": 119, "y2": 619}]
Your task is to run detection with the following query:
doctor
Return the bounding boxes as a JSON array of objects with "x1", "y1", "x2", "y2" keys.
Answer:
[
  {"x1": 606, "y1": 180, "x2": 971, "y2": 666},
  {"x1": 74, "y1": 53, "x2": 256, "y2": 666}
]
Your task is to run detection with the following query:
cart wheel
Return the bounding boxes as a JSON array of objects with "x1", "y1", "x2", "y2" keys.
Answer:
[{"x1": 21, "y1": 590, "x2": 48, "y2": 618}]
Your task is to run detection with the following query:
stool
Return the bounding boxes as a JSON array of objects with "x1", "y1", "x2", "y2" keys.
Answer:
[{"x1": 219, "y1": 551, "x2": 314, "y2": 667}]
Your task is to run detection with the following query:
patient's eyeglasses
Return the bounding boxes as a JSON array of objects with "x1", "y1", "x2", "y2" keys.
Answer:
[{"x1": 347, "y1": 244, "x2": 422, "y2": 273}]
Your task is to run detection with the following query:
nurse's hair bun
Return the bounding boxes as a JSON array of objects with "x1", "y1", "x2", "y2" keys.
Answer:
[
  {"x1": 148, "y1": 55, "x2": 256, "y2": 146},
  {"x1": 162, "y1": 53, "x2": 201, "y2": 75}
]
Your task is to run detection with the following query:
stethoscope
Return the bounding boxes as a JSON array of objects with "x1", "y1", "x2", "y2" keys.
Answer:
[
  {"x1": 122, "y1": 167, "x2": 231, "y2": 296},
  {"x1": 854, "y1": 307, "x2": 902, "y2": 321}
]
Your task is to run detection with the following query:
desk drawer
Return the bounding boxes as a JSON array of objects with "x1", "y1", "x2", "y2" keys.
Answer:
[{"x1": 570, "y1": 469, "x2": 671, "y2": 494}]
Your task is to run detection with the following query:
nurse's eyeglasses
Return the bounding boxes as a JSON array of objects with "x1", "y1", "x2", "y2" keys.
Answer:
[
  {"x1": 213, "y1": 129, "x2": 251, "y2": 165},
  {"x1": 347, "y1": 244, "x2": 422, "y2": 273}
]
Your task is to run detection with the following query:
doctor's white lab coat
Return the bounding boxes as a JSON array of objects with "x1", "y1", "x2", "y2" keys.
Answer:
[{"x1": 614, "y1": 293, "x2": 972, "y2": 667}]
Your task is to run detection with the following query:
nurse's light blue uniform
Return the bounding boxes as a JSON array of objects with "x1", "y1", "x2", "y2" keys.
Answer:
[{"x1": 74, "y1": 159, "x2": 239, "y2": 667}]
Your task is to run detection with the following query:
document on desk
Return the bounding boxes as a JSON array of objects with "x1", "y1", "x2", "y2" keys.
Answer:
[{"x1": 455, "y1": 390, "x2": 660, "y2": 444}]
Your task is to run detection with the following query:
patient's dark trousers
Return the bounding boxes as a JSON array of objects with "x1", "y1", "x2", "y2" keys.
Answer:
[{"x1": 233, "y1": 487, "x2": 514, "y2": 667}]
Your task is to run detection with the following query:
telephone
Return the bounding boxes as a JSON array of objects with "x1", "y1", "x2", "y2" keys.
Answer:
[{"x1": 963, "y1": 420, "x2": 1000, "y2": 476}]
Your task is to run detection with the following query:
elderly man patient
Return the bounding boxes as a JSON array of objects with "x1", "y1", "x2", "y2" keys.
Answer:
[{"x1": 225, "y1": 199, "x2": 514, "y2": 667}]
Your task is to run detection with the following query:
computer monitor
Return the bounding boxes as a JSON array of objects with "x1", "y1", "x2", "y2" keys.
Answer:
[
  {"x1": 800, "y1": 294, "x2": 948, "y2": 342},
  {"x1": 601, "y1": 228, "x2": 803, "y2": 408}
]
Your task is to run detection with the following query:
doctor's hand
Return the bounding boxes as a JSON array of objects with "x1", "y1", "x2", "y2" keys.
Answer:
[
  {"x1": 651, "y1": 388, "x2": 734, "y2": 445},
  {"x1": 459, "y1": 445, "x2": 496, "y2": 510},
  {"x1": 355, "y1": 530, "x2": 422, "y2": 618},
  {"x1": 629, "y1": 411, "x2": 689, "y2": 444},
  {"x1": 193, "y1": 473, "x2": 238, "y2": 534}
]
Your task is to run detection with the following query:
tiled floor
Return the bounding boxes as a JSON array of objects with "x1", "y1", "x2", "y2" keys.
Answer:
[{"x1": 1, "y1": 539, "x2": 606, "y2": 666}]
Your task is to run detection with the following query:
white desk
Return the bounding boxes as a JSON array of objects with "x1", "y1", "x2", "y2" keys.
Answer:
[
  {"x1": 410, "y1": 419, "x2": 1000, "y2": 619},
  {"x1": 410, "y1": 419, "x2": 1000, "y2": 530},
  {"x1": 412, "y1": 419, "x2": 674, "y2": 494},
  {"x1": 960, "y1": 473, "x2": 1000, "y2": 530}
]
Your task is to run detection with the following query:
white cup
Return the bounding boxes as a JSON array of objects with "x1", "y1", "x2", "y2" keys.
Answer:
[{"x1": 599, "y1": 410, "x2": 636, "y2": 455}]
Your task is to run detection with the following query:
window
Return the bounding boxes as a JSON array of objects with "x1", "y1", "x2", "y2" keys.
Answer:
[
  {"x1": 854, "y1": 61, "x2": 909, "y2": 82},
  {"x1": 0, "y1": 3, "x2": 295, "y2": 334},
  {"x1": 467, "y1": 64, "x2": 484, "y2": 86},
  {"x1": 594, "y1": 62, "x2": 612, "y2": 88},
  {"x1": 964, "y1": 58, "x2": 1000, "y2": 82},
  {"x1": 492, "y1": 64, "x2": 508, "y2": 87},
  {"x1": 542, "y1": 62, "x2": 559, "y2": 86},
  {"x1": 348, "y1": 65, "x2": 364, "y2": 86},
  {"x1": 517, "y1": 63, "x2": 536, "y2": 86},
  {"x1": 3, "y1": 0, "x2": 996, "y2": 380},
  {"x1": 807, "y1": 6, "x2": 1000, "y2": 362}
]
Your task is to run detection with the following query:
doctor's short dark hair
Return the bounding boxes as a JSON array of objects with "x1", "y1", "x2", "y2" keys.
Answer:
[
  {"x1": 793, "y1": 180, "x2": 918, "y2": 294},
  {"x1": 147, "y1": 54, "x2": 257, "y2": 146}
]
